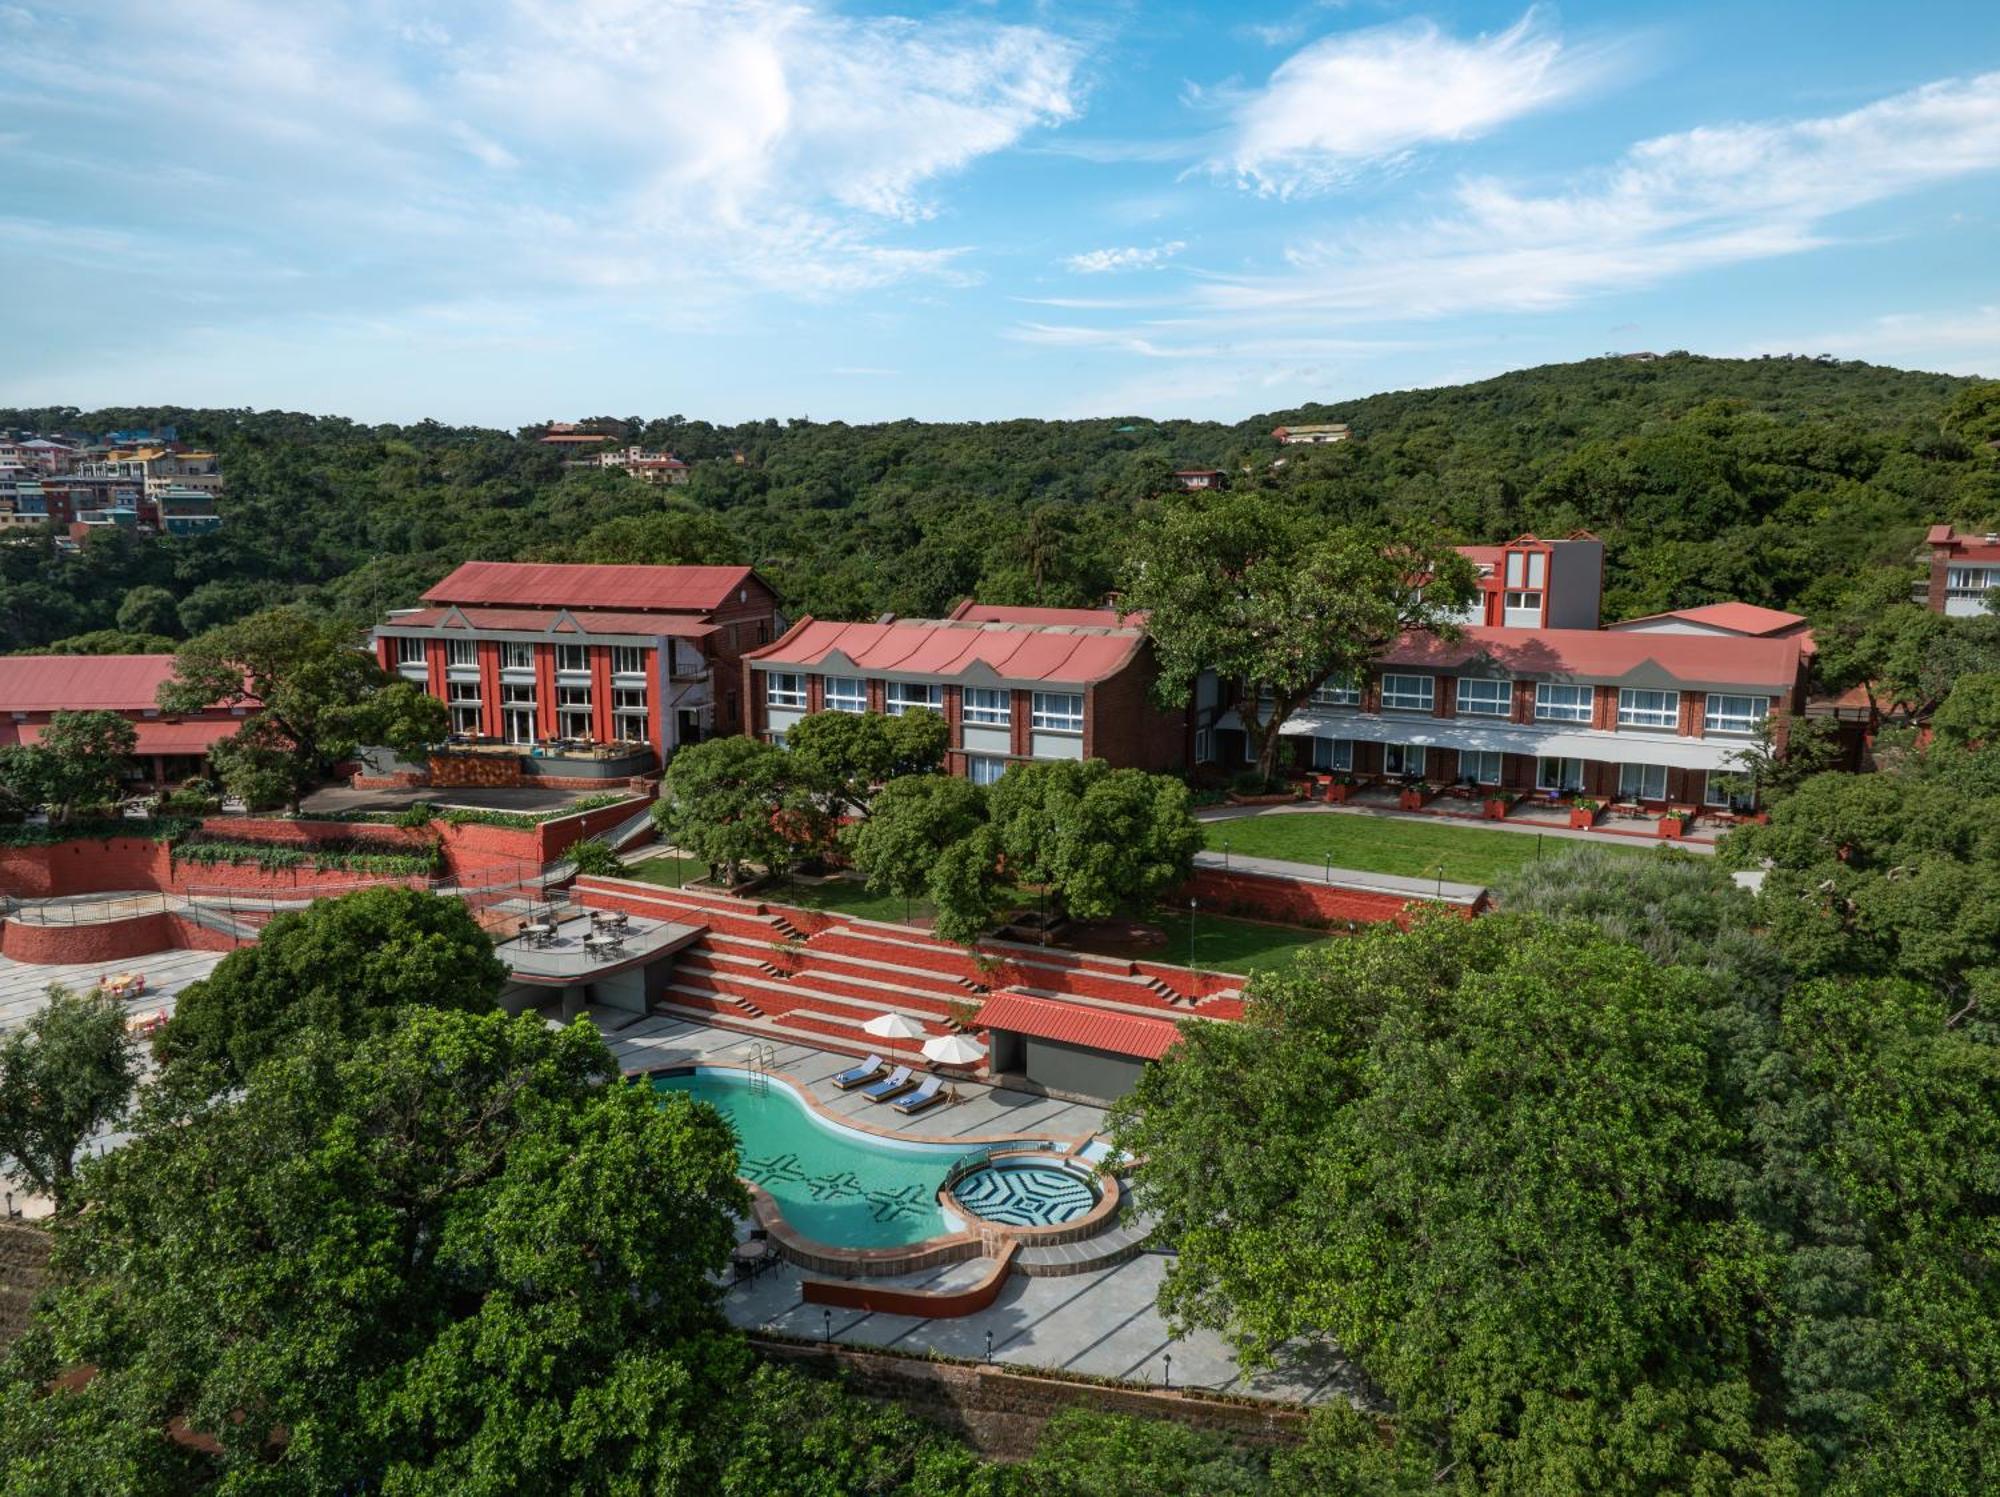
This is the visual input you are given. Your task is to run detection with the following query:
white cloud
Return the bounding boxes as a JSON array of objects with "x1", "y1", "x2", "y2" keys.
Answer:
[
  {"x1": 1063, "y1": 241, "x2": 1186, "y2": 273},
  {"x1": 1210, "y1": 7, "x2": 1619, "y2": 196},
  {"x1": 1750, "y1": 306, "x2": 2000, "y2": 376}
]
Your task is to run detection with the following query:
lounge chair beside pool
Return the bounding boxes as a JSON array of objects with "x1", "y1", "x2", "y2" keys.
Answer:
[
  {"x1": 860, "y1": 1065, "x2": 917, "y2": 1103},
  {"x1": 832, "y1": 1054, "x2": 888, "y2": 1090},
  {"x1": 891, "y1": 1078, "x2": 947, "y2": 1115}
]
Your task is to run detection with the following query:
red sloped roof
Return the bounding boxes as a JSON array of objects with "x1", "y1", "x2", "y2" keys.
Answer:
[
  {"x1": 423, "y1": 561, "x2": 757, "y2": 614},
  {"x1": 972, "y1": 992, "x2": 1182, "y2": 1061},
  {"x1": 1382, "y1": 625, "x2": 1804, "y2": 691},
  {"x1": 746, "y1": 616, "x2": 1145, "y2": 686},
  {"x1": 0, "y1": 655, "x2": 185, "y2": 713},
  {"x1": 19, "y1": 718, "x2": 238, "y2": 755},
  {"x1": 1614, "y1": 602, "x2": 1807, "y2": 637},
  {"x1": 385, "y1": 606, "x2": 718, "y2": 638},
  {"x1": 948, "y1": 601, "x2": 1146, "y2": 627}
]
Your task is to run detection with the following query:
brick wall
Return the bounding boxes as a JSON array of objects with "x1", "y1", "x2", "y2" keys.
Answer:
[
  {"x1": 1082, "y1": 643, "x2": 1187, "y2": 773},
  {"x1": 427, "y1": 753, "x2": 526, "y2": 788},
  {"x1": 1175, "y1": 866, "x2": 1481, "y2": 927}
]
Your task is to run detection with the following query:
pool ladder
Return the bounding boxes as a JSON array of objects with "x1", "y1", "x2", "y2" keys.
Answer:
[{"x1": 739, "y1": 1043, "x2": 776, "y2": 1094}]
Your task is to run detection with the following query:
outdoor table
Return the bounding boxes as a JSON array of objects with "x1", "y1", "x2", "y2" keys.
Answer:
[{"x1": 732, "y1": 1239, "x2": 773, "y2": 1280}]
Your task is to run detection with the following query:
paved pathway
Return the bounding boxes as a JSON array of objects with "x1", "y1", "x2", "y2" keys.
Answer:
[{"x1": 1195, "y1": 798, "x2": 1717, "y2": 856}]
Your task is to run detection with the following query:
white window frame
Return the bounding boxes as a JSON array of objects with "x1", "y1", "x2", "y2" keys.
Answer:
[
  {"x1": 394, "y1": 637, "x2": 426, "y2": 667},
  {"x1": 1455, "y1": 678, "x2": 1511, "y2": 717},
  {"x1": 1704, "y1": 773, "x2": 1755, "y2": 811},
  {"x1": 1460, "y1": 750, "x2": 1503, "y2": 786},
  {"x1": 556, "y1": 644, "x2": 590, "y2": 674},
  {"x1": 1030, "y1": 691, "x2": 1084, "y2": 733},
  {"x1": 446, "y1": 638, "x2": 477, "y2": 668},
  {"x1": 1309, "y1": 736, "x2": 1353, "y2": 772},
  {"x1": 1379, "y1": 674, "x2": 1434, "y2": 712},
  {"x1": 501, "y1": 683, "x2": 536, "y2": 745},
  {"x1": 765, "y1": 672, "x2": 806, "y2": 710},
  {"x1": 503, "y1": 642, "x2": 534, "y2": 671},
  {"x1": 1703, "y1": 694, "x2": 1765, "y2": 736},
  {"x1": 966, "y1": 754, "x2": 1008, "y2": 786},
  {"x1": 611, "y1": 645, "x2": 647, "y2": 676},
  {"x1": 822, "y1": 676, "x2": 866, "y2": 714},
  {"x1": 1534, "y1": 683, "x2": 1594, "y2": 723},
  {"x1": 613, "y1": 687, "x2": 649, "y2": 742},
  {"x1": 963, "y1": 687, "x2": 1011, "y2": 727},
  {"x1": 1382, "y1": 743, "x2": 1426, "y2": 777},
  {"x1": 1619, "y1": 762, "x2": 1668, "y2": 801},
  {"x1": 1194, "y1": 727, "x2": 1216, "y2": 764},
  {"x1": 1502, "y1": 590, "x2": 1543, "y2": 628},
  {"x1": 1310, "y1": 676, "x2": 1361, "y2": 708},
  {"x1": 1946, "y1": 566, "x2": 1999, "y2": 599},
  {"x1": 1536, "y1": 756, "x2": 1587, "y2": 792},
  {"x1": 885, "y1": 681, "x2": 943, "y2": 717},
  {"x1": 1618, "y1": 688, "x2": 1679, "y2": 730}
]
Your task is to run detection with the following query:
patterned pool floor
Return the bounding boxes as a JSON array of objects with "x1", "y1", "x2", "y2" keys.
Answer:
[{"x1": 954, "y1": 1163, "x2": 1098, "y2": 1227}]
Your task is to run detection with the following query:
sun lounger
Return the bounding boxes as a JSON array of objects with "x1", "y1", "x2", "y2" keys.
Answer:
[
  {"x1": 891, "y1": 1078, "x2": 947, "y2": 1115},
  {"x1": 860, "y1": 1065, "x2": 916, "y2": 1103},
  {"x1": 831, "y1": 1053, "x2": 887, "y2": 1090}
]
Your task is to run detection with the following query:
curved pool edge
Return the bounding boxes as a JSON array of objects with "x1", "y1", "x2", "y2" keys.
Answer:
[{"x1": 941, "y1": 1150, "x2": 1122, "y2": 1249}]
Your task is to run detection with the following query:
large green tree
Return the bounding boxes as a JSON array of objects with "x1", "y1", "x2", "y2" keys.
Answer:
[
  {"x1": 161, "y1": 886, "x2": 506, "y2": 1087},
  {"x1": 985, "y1": 760, "x2": 1200, "y2": 923},
  {"x1": 650, "y1": 734, "x2": 798, "y2": 885},
  {"x1": 0, "y1": 1010, "x2": 750, "y2": 1493},
  {"x1": 0, "y1": 986, "x2": 138, "y2": 1215},
  {"x1": 784, "y1": 708, "x2": 949, "y2": 821},
  {"x1": 0, "y1": 710, "x2": 136, "y2": 822},
  {"x1": 159, "y1": 607, "x2": 447, "y2": 812},
  {"x1": 1120, "y1": 496, "x2": 1477, "y2": 781}
]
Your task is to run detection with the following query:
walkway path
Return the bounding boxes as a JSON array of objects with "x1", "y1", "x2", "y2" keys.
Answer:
[{"x1": 1195, "y1": 798, "x2": 1717, "y2": 855}]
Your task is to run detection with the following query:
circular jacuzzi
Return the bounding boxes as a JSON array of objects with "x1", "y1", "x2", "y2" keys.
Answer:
[{"x1": 950, "y1": 1159, "x2": 1100, "y2": 1227}]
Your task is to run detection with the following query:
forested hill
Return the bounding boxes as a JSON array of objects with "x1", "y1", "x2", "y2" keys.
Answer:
[{"x1": 4, "y1": 353, "x2": 1996, "y2": 655}]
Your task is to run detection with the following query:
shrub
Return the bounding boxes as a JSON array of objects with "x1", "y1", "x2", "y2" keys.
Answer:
[{"x1": 566, "y1": 838, "x2": 622, "y2": 877}]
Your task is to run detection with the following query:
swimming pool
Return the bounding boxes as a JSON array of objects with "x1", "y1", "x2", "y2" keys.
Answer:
[{"x1": 653, "y1": 1069, "x2": 964, "y2": 1247}]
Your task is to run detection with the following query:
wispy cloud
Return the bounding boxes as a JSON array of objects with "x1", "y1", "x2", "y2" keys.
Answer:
[
  {"x1": 1207, "y1": 7, "x2": 1622, "y2": 196},
  {"x1": 1750, "y1": 305, "x2": 2000, "y2": 375},
  {"x1": 1063, "y1": 241, "x2": 1186, "y2": 273}
]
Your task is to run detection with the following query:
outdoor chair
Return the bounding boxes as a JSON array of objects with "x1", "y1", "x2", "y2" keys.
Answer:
[
  {"x1": 891, "y1": 1078, "x2": 947, "y2": 1115},
  {"x1": 860, "y1": 1065, "x2": 917, "y2": 1103},
  {"x1": 831, "y1": 1053, "x2": 887, "y2": 1090}
]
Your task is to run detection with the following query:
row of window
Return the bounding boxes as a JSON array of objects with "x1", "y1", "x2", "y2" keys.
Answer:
[
  {"x1": 1306, "y1": 673, "x2": 1767, "y2": 735},
  {"x1": 763, "y1": 674, "x2": 1086, "y2": 733},
  {"x1": 444, "y1": 681, "x2": 649, "y2": 740},
  {"x1": 1946, "y1": 566, "x2": 2000, "y2": 599},
  {"x1": 1307, "y1": 736, "x2": 1742, "y2": 805},
  {"x1": 397, "y1": 639, "x2": 653, "y2": 676}
]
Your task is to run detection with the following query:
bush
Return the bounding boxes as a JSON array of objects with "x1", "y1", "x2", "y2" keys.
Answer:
[
  {"x1": 170, "y1": 837, "x2": 442, "y2": 878},
  {"x1": 1229, "y1": 770, "x2": 1287, "y2": 795},
  {"x1": 566, "y1": 838, "x2": 622, "y2": 877},
  {"x1": 392, "y1": 802, "x2": 438, "y2": 830}
]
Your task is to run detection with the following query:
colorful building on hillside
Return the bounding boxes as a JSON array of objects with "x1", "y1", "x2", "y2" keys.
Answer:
[
  {"x1": 373, "y1": 562, "x2": 782, "y2": 779},
  {"x1": 742, "y1": 600, "x2": 1185, "y2": 781},
  {"x1": 1923, "y1": 525, "x2": 2000, "y2": 616},
  {"x1": 0, "y1": 655, "x2": 249, "y2": 787},
  {"x1": 1449, "y1": 533, "x2": 1605, "y2": 629},
  {"x1": 1271, "y1": 422, "x2": 1351, "y2": 445}
]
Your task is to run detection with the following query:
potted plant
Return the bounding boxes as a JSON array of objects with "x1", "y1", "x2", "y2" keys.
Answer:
[
  {"x1": 1568, "y1": 797, "x2": 1603, "y2": 830},
  {"x1": 1657, "y1": 807, "x2": 1690, "y2": 839},
  {"x1": 1481, "y1": 788, "x2": 1517, "y2": 820},
  {"x1": 1326, "y1": 774, "x2": 1359, "y2": 803},
  {"x1": 1398, "y1": 781, "x2": 1433, "y2": 811}
]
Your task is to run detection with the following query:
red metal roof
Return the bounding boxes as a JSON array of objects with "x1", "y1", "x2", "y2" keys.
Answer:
[
  {"x1": 0, "y1": 655, "x2": 186, "y2": 712},
  {"x1": 1928, "y1": 525, "x2": 2000, "y2": 560},
  {"x1": 1612, "y1": 602, "x2": 1807, "y2": 637},
  {"x1": 18, "y1": 718, "x2": 238, "y2": 755},
  {"x1": 948, "y1": 601, "x2": 1146, "y2": 627},
  {"x1": 423, "y1": 561, "x2": 757, "y2": 614},
  {"x1": 746, "y1": 615, "x2": 1145, "y2": 686},
  {"x1": 1383, "y1": 625, "x2": 1804, "y2": 691},
  {"x1": 386, "y1": 606, "x2": 718, "y2": 638},
  {"x1": 972, "y1": 992, "x2": 1182, "y2": 1061}
]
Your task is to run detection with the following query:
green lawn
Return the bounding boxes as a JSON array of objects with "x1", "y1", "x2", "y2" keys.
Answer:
[
  {"x1": 1203, "y1": 810, "x2": 1652, "y2": 886},
  {"x1": 1146, "y1": 908, "x2": 1340, "y2": 979}
]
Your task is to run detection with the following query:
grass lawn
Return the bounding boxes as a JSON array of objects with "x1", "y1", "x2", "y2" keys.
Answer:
[
  {"x1": 616, "y1": 857, "x2": 1026, "y2": 925},
  {"x1": 1146, "y1": 908, "x2": 1339, "y2": 979},
  {"x1": 1203, "y1": 809, "x2": 1653, "y2": 886}
]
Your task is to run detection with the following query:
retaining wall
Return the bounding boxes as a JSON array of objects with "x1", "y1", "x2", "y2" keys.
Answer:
[
  {"x1": 1176, "y1": 865, "x2": 1484, "y2": 927},
  {"x1": 0, "y1": 910, "x2": 250, "y2": 964}
]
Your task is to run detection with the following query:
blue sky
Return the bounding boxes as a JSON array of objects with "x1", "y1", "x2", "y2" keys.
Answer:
[{"x1": 3, "y1": 1, "x2": 1999, "y2": 426}]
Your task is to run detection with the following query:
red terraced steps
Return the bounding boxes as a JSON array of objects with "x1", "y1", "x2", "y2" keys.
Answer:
[{"x1": 651, "y1": 996, "x2": 938, "y2": 1062}]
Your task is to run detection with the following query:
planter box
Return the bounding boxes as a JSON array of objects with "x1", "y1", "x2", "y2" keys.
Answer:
[
  {"x1": 1398, "y1": 789, "x2": 1430, "y2": 811},
  {"x1": 1325, "y1": 782, "x2": 1356, "y2": 804},
  {"x1": 1657, "y1": 816, "x2": 1688, "y2": 840},
  {"x1": 1568, "y1": 807, "x2": 1601, "y2": 830},
  {"x1": 1481, "y1": 796, "x2": 1515, "y2": 821},
  {"x1": 1226, "y1": 790, "x2": 1298, "y2": 807}
]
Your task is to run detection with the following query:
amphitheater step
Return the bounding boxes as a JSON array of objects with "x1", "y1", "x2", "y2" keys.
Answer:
[
  {"x1": 1014, "y1": 1219, "x2": 1152, "y2": 1277},
  {"x1": 648, "y1": 999, "x2": 936, "y2": 1064}
]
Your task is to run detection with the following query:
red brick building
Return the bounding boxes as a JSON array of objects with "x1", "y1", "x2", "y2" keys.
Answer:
[
  {"x1": 742, "y1": 602, "x2": 1185, "y2": 781},
  {"x1": 1923, "y1": 525, "x2": 2000, "y2": 616},
  {"x1": 0, "y1": 655, "x2": 249, "y2": 787},
  {"x1": 374, "y1": 562, "x2": 781, "y2": 774}
]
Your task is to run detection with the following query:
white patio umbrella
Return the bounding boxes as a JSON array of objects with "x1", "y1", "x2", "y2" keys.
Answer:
[
  {"x1": 921, "y1": 1032, "x2": 987, "y2": 1067},
  {"x1": 862, "y1": 1011, "x2": 928, "y2": 1040}
]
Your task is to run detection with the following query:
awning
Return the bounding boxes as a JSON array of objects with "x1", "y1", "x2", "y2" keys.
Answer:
[
  {"x1": 1265, "y1": 711, "x2": 1742, "y2": 772},
  {"x1": 972, "y1": 992, "x2": 1181, "y2": 1061},
  {"x1": 18, "y1": 718, "x2": 238, "y2": 757}
]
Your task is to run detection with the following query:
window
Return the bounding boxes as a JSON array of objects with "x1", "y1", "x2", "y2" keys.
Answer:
[
  {"x1": 1382, "y1": 743, "x2": 1426, "y2": 777},
  {"x1": 886, "y1": 681, "x2": 942, "y2": 717},
  {"x1": 822, "y1": 676, "x2": 866, "y2": 714},
  {"x1": 1459, "y1": 750, "x2": 1503, "y2": 785},
  {"x1": 1536, "y1": 756, "x2": 1586, "y2": 792},
  {"x1": 1534, "y1": 682, "x2": 1594, "y2": 723},
  {"x1": 967, "y1": 754, "x2": 1008, "y2": 786},
  {"x1": 1309, "y1": 736, "x2": 1353, "y2": 772},
  {"x1": 447, "y1": 680, "x2": 481, "y2": 735},
  {"x1": 1505, "y1": 550, "x2": 1547, "y2": 588},
  {"x1": 502, "y1": 684, "x2": 535, "y2": 707},
  {"x1": 1705, "y1": 773, "x2": 1754, "y2": 811},
  {"x1": 612, "y1": 645, "x2": 646, "y2": 676},
  {"x1": 963, "y1": 687, "x2": 1011, "y2": 726},
  {"x1": 446, "y1": 639, "x2": 476, "y2": 668},
  {"x1": 1502, "y1": 590, "x2": 1543, "y2": 628},
  {"x1": 1031, "y1": 692, "x2": 1084, "y2": 733},
  {"x1": 1704, "y1": 694, "x2": 1765, "y2": 735},
  {"x1": 765, "y1": 672, "x2": 806, "y2": 709},
  {"x1": 1310, "y1": 676, "x2": 1361, "y2": 708},
  {"x1": 502, "y1": 684, "x2": 536, "y2": 745},
  {"x1": 613, "y1": 688, "x2": 649, "y2": 742},
  {"x1": 503, "y1": 642, "x2": 534, "y2": 671},
  {"x1": 1379, "y1": 674, "x2": 1434, "y2": 712},
  {"x1": 1619, "y1": 762, "x2": 1668, "y2": 801},
  {"x1": 556, "y1": 644, "x2": 589, "y2": 674},
  {"x1": 1455, "y1": 678, "x2": 1511, "y2": 716},
  {"x1": 1618, "y1": 688, "x2": 1679, "y2": 729},
  {"x1": 394, "y1": 637, "x2": 425, "y2": 667},
  {"x1": 557, "y1": 685, "x2": 593, "y2": 737},
  {"x1": 1194, "y1": 727, "x2": 1216, "y2": 764},
  {"x1": 1947, "y1": 566, "x2": 2000, "y2": 600}
]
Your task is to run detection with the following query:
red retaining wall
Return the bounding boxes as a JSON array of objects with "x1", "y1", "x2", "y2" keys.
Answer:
[
  {"x1": 0, "y1": 838, "x2": 427, "y2": 902},
  {"x1": 0, "y1": 911, "x2": 246, "y2": 964},
  {"x1": 1175, "y1": 866, "x2": 1481, "y2": 928},
  {"x1": 802, "y1": 1246, "x2": 1018, "y2": 1318}
]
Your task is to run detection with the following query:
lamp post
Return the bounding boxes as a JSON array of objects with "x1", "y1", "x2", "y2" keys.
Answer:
[
  {"x1": 984, "y1": 1330, "x2": 993, "y2": 1364},
  {"x1": 1163, "y1": 1352, "x2": 1173, "y2": 1390},
  {"x1": 823, "y1": 1308, "x2": 833, "y2": 1344},
  {"x1": 1323, "y1": 852, "x2": 1331, "y2": 884},
  {"x1": 1187, "y1": 898, "x2": 1197, "y2": 972}
]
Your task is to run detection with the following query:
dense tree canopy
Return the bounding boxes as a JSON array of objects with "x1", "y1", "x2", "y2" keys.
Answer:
[
  {"x1": 0, "y1": 986, "x2": 137, "y2": 1215},
  {"x1": 0, "y1": 710, "x2": 136, "y2": 822}
]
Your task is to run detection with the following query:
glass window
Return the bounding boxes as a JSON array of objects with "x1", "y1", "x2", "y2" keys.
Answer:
[
  {"x1": 1502, "y1": 590, "x2": 1542, "y2": 628},
  {"x1": 1379, "y1": 674, "x2": 1434, "y2": 712},
  {"x1": 1947, "y1": 566, "x2": 2000, "y2": 599},
  {"x1": 1382, "y1": 743, "x2": 1427, "y2": 777},
  {"x1": 1031, "y1": 692, "x2": 1084, "y2": 732},
  {"x1": 1534, "y1": 683, "x2": 1594, "y2": 723},
  {"x1": 447, "y1": 681, "x2": 480, "y2": 704},
  {"x1": 885, "y1": 681, "x2": 942, "y2": 717},
  {"x1": 967, "y1": 754, "x2": 1008, "y2": 786},
  {"x1": 503, "y1": 642, "x2": 533, "y2": 670},
  {"x1": 613, "y1": 688, "x2": 648, "y2": 742},
  {"x1": 502, "y1": 684, "x2": 535, "y2": 706},
  {"x1": 1310, "y1": 675, "x2": 1361, "y2": 708},
  {"x1": 1704, "y1": 694, "x2": 1765, "y2": 735},
  {"x1": 556, "y1": 644, "x2": 589, "y2": 673},
  {"x1": 1704, "y1": 774, "x2": 1754, "y2": 810},
  {"x1": 1618, "y1": 688, "x2": 1679, "y2": 729},
  {"x1": 1460, "y1": 750, "x2": 1503, "y2": 785},
  {"x1": 765, "y1": 672, "x2": 806, "y2": 709},
  {"x1": 612, "y1": 645, "x2": 646, "y2": 676},
  {"x1": 1455, "y1": 678, "x2": 1511, "y2": 716},
  {"x1": 1619, "y1": 763, "x2": 1668, "y2": 800},
  {"x1": 394, "y1": 637, "x2": 425, "y2": 666},
  {"x1": 963, "y1": 687, "x2": 1011, "y2": 726},
  {"x1": 822, "y1": 676, "x2": 866, "y2": 714},
  {"x1": 1194, "y1": 728, "x2": 1216, "y2": 764},
  {"x1": 446, "y1": 639, "x2": 476, "y2": 667},
  {"x1": 558, "y1": 685, "x2": 592, "y2": 709},
  {"x1": 1536, "y1": 756, "x2": 1586, "y2": 792},
  {"x1": 1309, "y1": 736, "x2": 1353, "y2": 772}
]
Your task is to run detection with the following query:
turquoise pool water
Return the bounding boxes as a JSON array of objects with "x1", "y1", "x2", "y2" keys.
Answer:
[
  {"x1": 653, "y1": 1069, "x2": 961, "y2": 1247},
  {"x1": 952, "y1": 1162, "x2": 1099, "y2": 1227}
]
